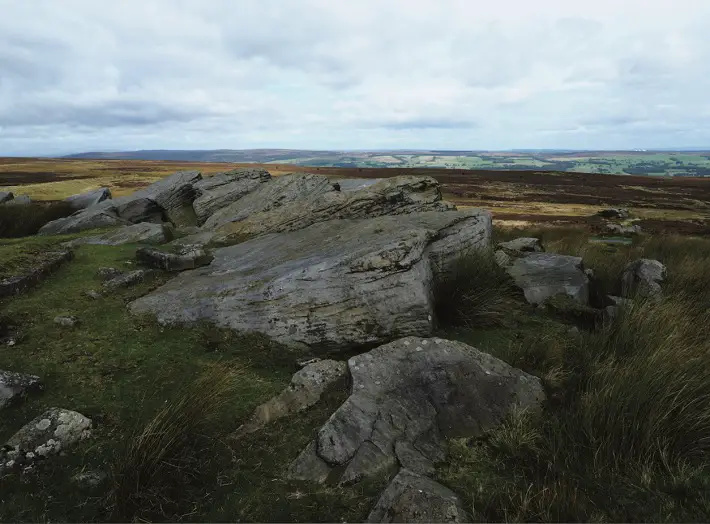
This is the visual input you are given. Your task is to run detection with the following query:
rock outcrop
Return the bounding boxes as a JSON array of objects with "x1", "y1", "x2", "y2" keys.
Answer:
[
  {"x1": 0, "y1": 191, "x2": 13, "y2": 204},
  {"x1": 5, "y1": 195, "x2": 31, "y2": 206},
  {"x1": 367, "y1": 468, "x2": 469, "y2": 523},
  {"x1": 129, "y1": 210, "x2": 491, "y2": 351},
  {"x1": 64, "y1": 188, "x2": 112, "y2": 211},
  {"x1": 286, "y1": 337, "x2": 544, "y2": 485},
  {"x1": 606, "y1": 223, "x2": 641, "y2": 235},
  {"x1": 597, "y1": 208, "x2": 630, "y2": 219},
  {"x1": 206, "y1": 174, "x2": 456, "y2": 243},
  {"x1": 65, "y1": 223, "x2": 171, "y2": 246},
  {"x1": 621, "y1": 258, "x2": 666, "y2": 299},
  {"x1": 0, "y1": 371, "x2": 42, "y2": 410},
  {"x1": 506, "y1": 252, "x2": 589, "y2": 305},
  {"x1": 192, "y1": 168, "x2": 272, "y2": 224},
  {"x1": 0, "y1": 408, "x2": 91, "y2": 474}
]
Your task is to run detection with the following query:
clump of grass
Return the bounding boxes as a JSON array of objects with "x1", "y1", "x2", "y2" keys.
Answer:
[
  {"x1": 434, "y1": 248, "x2": 518, "y2": 329},
  {"x1": 0, "y1": 201, "x2": 75, "y2": 238},
  {"x1": 109, "y1": 364, "x2": 240, "y2": 522}
]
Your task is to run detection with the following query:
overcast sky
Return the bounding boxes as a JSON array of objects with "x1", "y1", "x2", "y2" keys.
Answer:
[{"x1": 1, "y1": 0, "x2": 710, "y2": 155}]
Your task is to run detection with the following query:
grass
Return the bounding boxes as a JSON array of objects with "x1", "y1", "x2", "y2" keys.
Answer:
[
  {"x1": 436, "y1": 225, "x2": 710, "y2": 522},
  {"x1": 0, "y1": 201, "x2": 75, "y2": 238}
]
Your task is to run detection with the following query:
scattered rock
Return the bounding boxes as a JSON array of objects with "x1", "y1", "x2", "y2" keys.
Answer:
[
  {"x1": 606, "y1": 223, "x2": 641, "y2": 235},
  {"x1": 84, "y1": 290, "x2": 102, "y2": 300},
  {"x1": 207, "y1": 174, "x2": 456, "y2": 243},
  {"x1": 494, "y1": 249, "x2": 514, "y2": 268},
  {"x1": 238, "y1": 359, "x2": 347, "y2": 435},
  {"x1": 129, "y1": 210, "x2": 491, "y2": 351},
  {"x1": 192, "y1": 168, "x2": 272, "y2": 224},
  {"x1": 63, "y1": 188, "x2": 112, "y2": 211},
  {"x1": 102, "y1": 270, "x2": 151, "y2": 291},
  {"x1": 54, "y1": 316, "x2": 79, "y2": 327},
  {"x1": 65, "y1": 222, "x2": 171, "y2": 247},
  {"x1": 0, "y1": 191, "x2": 14, "y2": 204},
  {"x1": 0, "y1": 371, "x2": 42, "y2": 410},
  {"x1": 287, "y1": 337, "x2": 544, "y2": 485},
  {"x1": 604, "y1": 295, "x2": 634, "y2": 321},
  {"x1": 506, "y1": 252, "x2": 589, "y2": 305},
  {"x1": 135, "y1": 247, "x2": 214, "y2": 272},
  {"x1": 71, "y1": 470, "x2": 108, "y2": 488},
  {"x1": 0, "y1": 251, "x2": 74, "y2": 298},
  {"x1": 497, "y1": 237, "x2": 543, "y2": 253},
  {"x1": 0, "y1": 408, "x2": 92, "y2": 474},
  {"x1": 597, "y1": 208, "x2": 630, "y2": 219},
  {"x1": 5, "y1": 195, "x2": 31, "y2": 206},
  {"x1": 366, "y1": 468, "x2": 469, "y2": 523},
  {"x1": 621, "y1": 258, "x2": 666, "y2": 300},
  {"x1": 96, "y1": 267, "x2": 124, "y2": 281}
]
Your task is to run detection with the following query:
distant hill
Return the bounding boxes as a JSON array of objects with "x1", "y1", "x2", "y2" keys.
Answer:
[{"x1": 61, "y1": 149, "x2": 710, "y2": 176}]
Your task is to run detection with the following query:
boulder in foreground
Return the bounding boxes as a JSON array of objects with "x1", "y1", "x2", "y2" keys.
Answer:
[{"x1": 506, "y1": 252, "x2": 589, "y2": 305}]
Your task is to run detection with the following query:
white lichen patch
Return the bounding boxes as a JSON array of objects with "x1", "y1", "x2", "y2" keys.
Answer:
[{"x1": 35, "y1": 418, "x2": 52, "y2": 431}]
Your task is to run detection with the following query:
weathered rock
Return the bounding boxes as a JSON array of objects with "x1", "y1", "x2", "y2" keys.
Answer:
[
  {"x1": 102, "y1": 270, "x2": 151, "y2": 291},
  {"x1": 203, "y1": 173, "x2": 333, "y2": 231},
  {"x1": 287, "y1": 337, "x2": 544, "y2": 485},
  {"x1": 121, "y1": 170, "x2": 202, "y2": 226},
  {"x1": 113, "y1": 197, "x2": 164, "y2": 224},
  {"x1": 604, "y1": 295, "x2": 634, "y2": 321},
  {"x1": 621, "y1": 258, "x2": 666, "y2": 299},
  {"x1": 166, "y1": 231, "x2": 219, "y2": 252},
  {"x1": 497, "y1": 237, "x2": 543, "y2": 253},
  {"x1": 494, "y1": 249, "x2": 514, "y2": 268},
  {"x1": 54, "y1": 316, "x2": 79, "y2": 327},
  {"x1": 238, "y1": 360, "x2": 347, "y2": 435},
  {"x1": 209, "y1": 175, "x2": 456, "y2": 243},
  {"x1": 5, "y1": 195, "x2": 31, "y2": 206},
  {"x1": 66, "y1": 223, "x2": 170, "y2": 247},
  {"x1": 192, "y1": 168, "x2": 272, "y2": 224},
  {"x1": 506, "y1": 252, "x2": 589, "y2": 305},
  {"x1": 0, "y1": 408, "x2": 91, "y2": 474},
  {"x1": 38, "y1": 201, "x2": 129, "y2": 236},
  {"x1": 84, "y1": 290, "x2": 102, "y2": 300},
  {"x1": 64, "y1": 188, "x2": 112, "y2": 211},
  {"x1": 366, "y1": 468, "x2": 469, "y2": 523},
  {"x1": 0, "y1": 371, "x2": 42, "y2": 410},
  {"x1": 606, "y1": 223, "x2": 641, "y2": 235},
  {"x1": 135, "y1": 247, "x2": 213, "y2": 272},
  {"x1": 71, "y1": 470, "x2": 108, "y2": 488},
  {"x1": 543, "y1": 294, "x2": 603, "y2": 329},
  {"x1": 96, "y1": 267, "x2": 124, "y2": 281},
  {"x1": 336, "y1": 178, "x2": 384, "y2": 192},
  {"x1": 129, "y1": 210, "x2": 491, "y2": 351},
  {"x1": 597, "y1": 208, "x2": 630, "y2": 219},
  {"x1": 0, "y1": 251, "x2": 74, "y2": 298},
  {"x1": 0, "y1": 191, "x2": 13, "y2": 204}
]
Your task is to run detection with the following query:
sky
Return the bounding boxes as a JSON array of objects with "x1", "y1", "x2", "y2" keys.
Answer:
[{"x1": 1, "y1": 0, "x2": 710, "y2": 156}]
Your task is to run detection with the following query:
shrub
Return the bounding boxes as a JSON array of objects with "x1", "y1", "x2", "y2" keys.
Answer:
[
  {"x1": 434, "y1": 248, "x2": 518, "y2": 329},
  {"x1": 0, "y1": 201, "x2": 74, "y2": 238}
]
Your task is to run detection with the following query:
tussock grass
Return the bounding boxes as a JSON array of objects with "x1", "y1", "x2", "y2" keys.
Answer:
[
  {"x1": 109, "y1": 365, "x2": 240, "y2": 521},
  {"x1": 0, "y1": 201, "x2": 74, "y2": 238},
  {"x1": 434, "y1": 248, "x2": 518, "y2": 329}
]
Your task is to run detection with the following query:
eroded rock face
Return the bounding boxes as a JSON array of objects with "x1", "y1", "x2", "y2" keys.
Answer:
[
  {"x1": 64, "y1": 188, "x2": 112, "y2": 211},
  {"x1": 0, "y1": 371, "x2": 42, "y2": 410},
  {"x1": 208, "y1": 175, "x2": 456, "y2": 243},
  {"x1": 136, "y1": 247, "x2": 214, "y2": 272},
  {"x1": 193, "y1": 168, "x2": 272, "y2": 224},
  {"x1": 287, "y1": 337, "x2": 544, "y2": 485},
  {"x1": 129, "y1": 210, "x2": 491, "y2": 351},
  {"x1": 123, "y1": 170, "x2": 202, "y2": 225},
  {"x1": 507, "y1": 252, "x2": 589, "y2": 305},
  {"x1": 621, "y1": 258, "x2": 666, "y2": 299},
  {"x1": 0, "y1": 408, "x2": 91, "y2": 474},
  {"x1": 366, "y1": 469, "x2": 469, "y2": 523},
  {"x1": 65, "y1": 223, "x2": 171, "y2": 247},
  {"x1": 238, "y1": 359, "x2": 347, "y2": 435},
  {"x1": 38, "y1": 202, "x2": 128, "y2": 235}
]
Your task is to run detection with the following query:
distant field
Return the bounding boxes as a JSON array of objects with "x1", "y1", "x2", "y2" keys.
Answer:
[{"x1": 1, "y1": 157, "x2": 709, "y2": 236}]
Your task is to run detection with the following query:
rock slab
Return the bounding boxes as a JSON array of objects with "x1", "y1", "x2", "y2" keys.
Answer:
[
  {"x1": 507, "y1": 252, "x2": 589, "y2": 305},
  {"x1": 287, "y1": 337, "x2": 544, "y2": 485},
  {"x1": 621, "y1": 258, "x2": 666, "y2": 299},
  {"x1": 136, "y1": 247, "x2": 214, "y2": 272},
  {"x1": 65, "y1": 222, "x2": 170, "y2": 247},
  {"x1": 64, "y1": 188, "x2": 112, "y2": 211},
  {"x1": 129, "y1": 210, "x2": 491, "y2": 351}
]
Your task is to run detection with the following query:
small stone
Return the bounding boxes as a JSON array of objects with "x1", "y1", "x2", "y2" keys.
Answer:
[
  {"x1": 54, "y1": 316, "x2": 79, "y2": 327},
  {"x1": 96, "y1": 267, "x2": 123, "y2": 281},
  {"x1": 84, "y1": 290, "x2": 102, "y2": 300}
]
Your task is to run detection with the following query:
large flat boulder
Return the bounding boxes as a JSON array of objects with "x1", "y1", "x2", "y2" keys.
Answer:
[
  {"x1": 38, "y1": 201, "x2": 128, "y2": 236},
  {"x1": 506, "y1": 252, "x2": 589, "y2": 305},
  {"x1": 63, "y1": 188, "x2": 112, "y2": 211},
  {"x1": 192, "y1": 168, "x2": 272, "y2": 224},
  {"x1": 202, "y1": 173, "x2": 333, "y2": 231},
  {"x1": 64, "y1": 223, "x2": 171, "y2": 246},
  {"x1": 129, "y1": 210, "x2": 491, "y2": 351},
  {"x1": 286, "y1": 337, "x2": 544, "y2": 485},
  {"x1": 208, "y1": 175, "x2": 456, "y2": 243}
]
